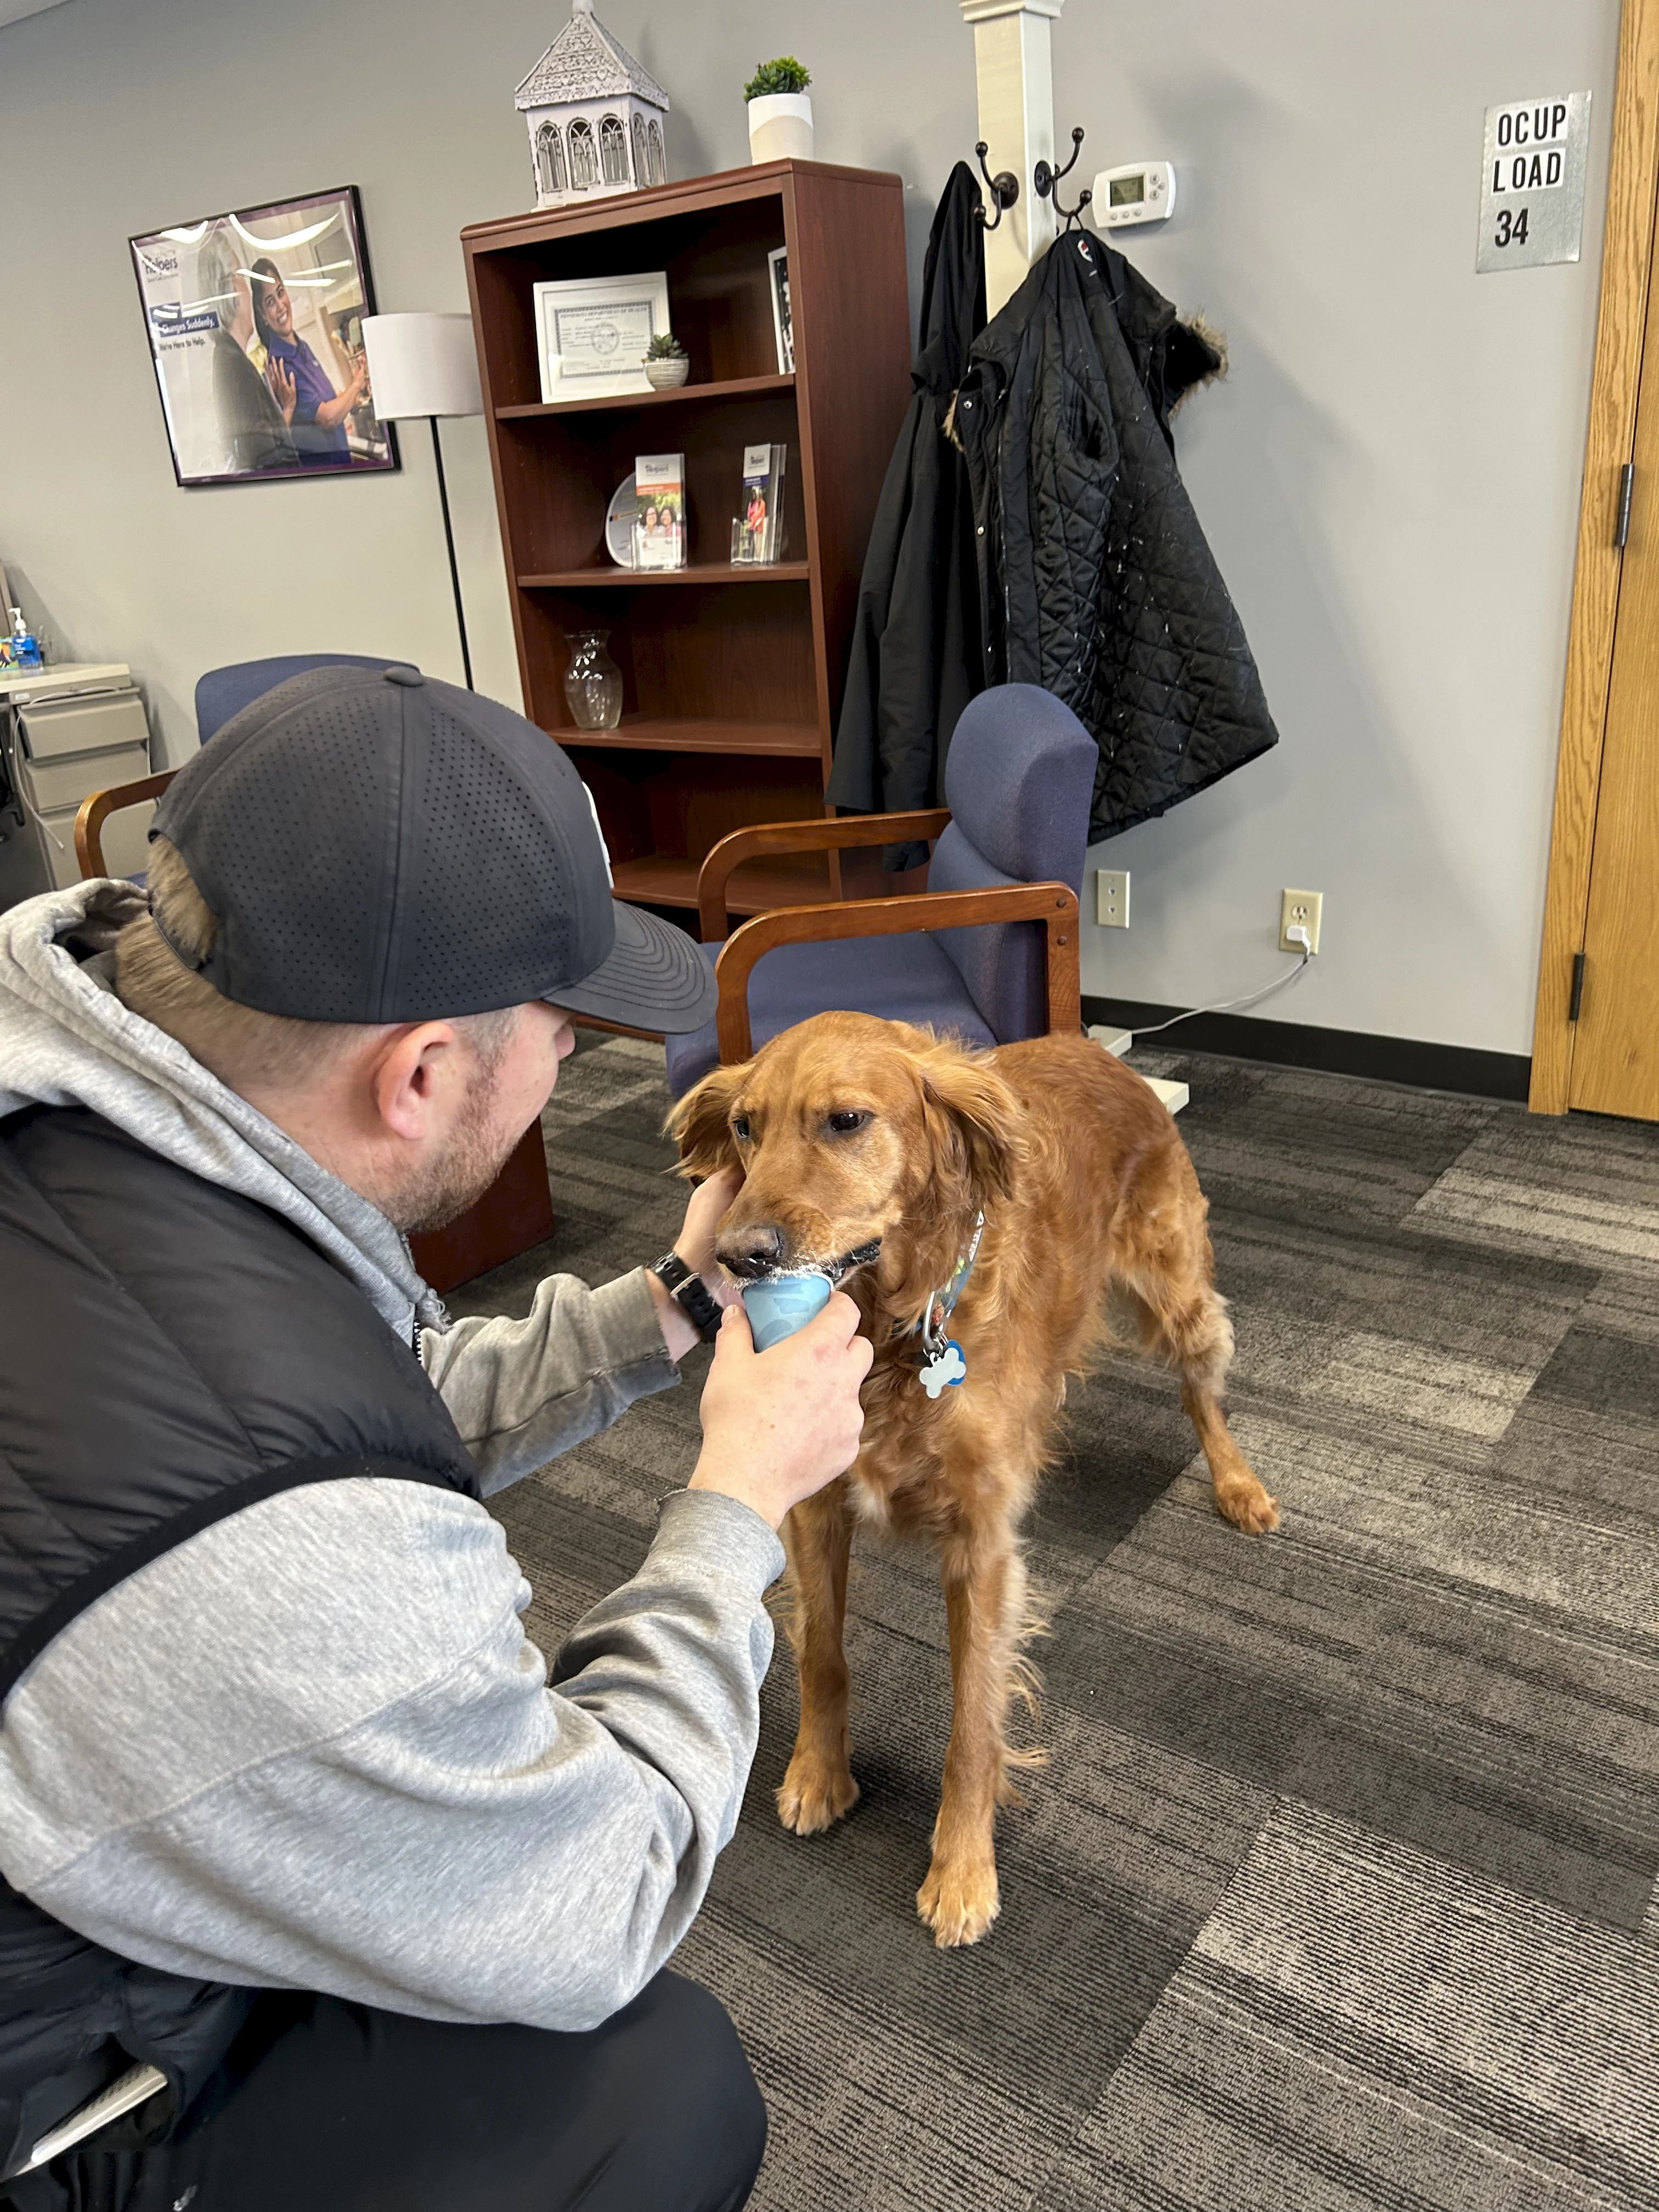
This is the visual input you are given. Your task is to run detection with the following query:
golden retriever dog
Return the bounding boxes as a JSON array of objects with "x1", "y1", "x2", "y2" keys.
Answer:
[{"x1": 669, "y1": 1011, "x2": 1277, "y2": 1948}]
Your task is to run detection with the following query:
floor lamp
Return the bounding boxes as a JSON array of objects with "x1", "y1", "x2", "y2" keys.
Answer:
[{"x1": 362, "y1": 312, "x2": 484, "y2": 690}]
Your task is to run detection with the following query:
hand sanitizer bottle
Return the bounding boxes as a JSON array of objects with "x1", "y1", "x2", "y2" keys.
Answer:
[{"x1": 8, "y1": 610, "x2": 42, "y2": 673}]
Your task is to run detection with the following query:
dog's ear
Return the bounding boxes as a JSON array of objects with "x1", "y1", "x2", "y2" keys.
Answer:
[
  {"x1": 664, "y1": 1060, "x2": 748, "y2": 1181},
  {"x1": 917, "y1": 1046, "x2": 1023, "y2": 1209}
]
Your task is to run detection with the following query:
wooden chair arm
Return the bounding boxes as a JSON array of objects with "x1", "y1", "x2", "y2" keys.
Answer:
[
  {"x1": 697, "y1": 808, "x2": 951, "y2": 940},
  {"x1": 74, "y1": 769, "x2": 176, "y2": 879},
  {"x1": 712, "y1": 881, "x2": 1080, "y2": 1062}
]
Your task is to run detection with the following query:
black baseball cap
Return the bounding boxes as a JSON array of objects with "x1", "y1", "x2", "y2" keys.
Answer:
[{"x1": 150, "y1": 663, "x2": 718, "y2": 1033}]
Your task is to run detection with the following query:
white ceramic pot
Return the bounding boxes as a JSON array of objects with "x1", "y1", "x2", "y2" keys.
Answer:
[
  {"x1": 748, "y1": 92, "x2": 814, "y2": 165},
  {"x1": 644, "y1": 356, "x2": 691, "y2": 388}
]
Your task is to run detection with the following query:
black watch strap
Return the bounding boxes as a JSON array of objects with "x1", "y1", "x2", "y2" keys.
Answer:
[{"x1": 650, "y1": 1252, "x2": 723, "y2": 1344}]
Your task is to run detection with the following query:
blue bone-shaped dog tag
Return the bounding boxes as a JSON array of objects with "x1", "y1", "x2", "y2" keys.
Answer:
[{"x1": 918, "y1": 1339, "x2": 967, "y2": 1397}]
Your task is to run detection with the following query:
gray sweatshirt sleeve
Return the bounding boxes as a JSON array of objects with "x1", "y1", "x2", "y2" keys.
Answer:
[
  {"x1": 422, "y1": 1267, "x2": 680, "y2": 1496},
  {"x1": 0, "y1": 1479, "x2": 784, "y2": 2033}
]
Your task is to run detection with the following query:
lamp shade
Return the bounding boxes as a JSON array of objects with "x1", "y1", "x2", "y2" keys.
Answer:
[{"x1": 361, "y1": 312, "x2": 483, "y2": 420}]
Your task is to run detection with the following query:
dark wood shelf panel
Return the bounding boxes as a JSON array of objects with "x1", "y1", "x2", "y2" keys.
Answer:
[
  {"x1": 496, "y1": 373, "x2": 794, "y2": 420},
  {"x1": 557, "y1": 715, "x2": 821, "y2": 758},
  {"x1": 613, "y1": 851, "x2": 831, "y2": 917},
  {"x1": 518, "y1": 563, "x2": 811, "y2": 590}
]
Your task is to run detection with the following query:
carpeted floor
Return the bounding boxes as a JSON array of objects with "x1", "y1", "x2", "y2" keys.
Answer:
[{"x1": 450, "y1": 1035, "x2": 1659, "y2": 2211}]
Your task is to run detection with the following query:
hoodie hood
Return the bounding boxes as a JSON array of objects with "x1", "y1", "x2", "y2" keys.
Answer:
[{"x1": 0, "y1": 882, "x2": 445, "y2": 1339}]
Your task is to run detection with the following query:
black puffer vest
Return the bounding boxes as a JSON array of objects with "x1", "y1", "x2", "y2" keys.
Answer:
[{"x1": 0, "y1": 1105, "x2": 479, "y2": 2175}]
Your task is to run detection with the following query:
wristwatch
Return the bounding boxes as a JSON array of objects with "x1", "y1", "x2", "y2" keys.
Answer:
[{"x1": 650, "y1": 1251, "x2": 724, "y2": 1344}]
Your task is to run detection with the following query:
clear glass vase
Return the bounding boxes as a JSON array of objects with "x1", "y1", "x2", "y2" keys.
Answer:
[{"x1": 563, "y1": 629, "x2": 624, "y2": 731}]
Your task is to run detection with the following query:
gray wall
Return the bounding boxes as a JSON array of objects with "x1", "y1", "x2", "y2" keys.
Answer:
[{"x1": 0, "y1": 0, "x2": 1620, "y2": 1055}]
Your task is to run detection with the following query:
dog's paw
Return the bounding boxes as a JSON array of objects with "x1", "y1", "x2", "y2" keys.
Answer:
[
  {"x1": 777, "y1": 1753, "x2": 860, "y2": 1836},
  {"x1": 1216, "y1": 1476, "x2": 1279, "y2": 1534},
  {"x1": 917, "y1": 1857, "x2": 1001, "y2": 1948}
]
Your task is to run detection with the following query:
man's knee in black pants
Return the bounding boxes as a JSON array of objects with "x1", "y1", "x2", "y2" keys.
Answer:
[{"x1": 601, "y1": 1974, "x2": 768, "y2": 2211}]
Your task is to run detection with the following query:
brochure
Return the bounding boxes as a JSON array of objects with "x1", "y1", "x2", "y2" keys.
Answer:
[
  {"x1": 633, "y1": 452, "x2": 686, "y2": 570},
  {"x1": 731, "y1": 442, "x2": 787, "y2": 565}
]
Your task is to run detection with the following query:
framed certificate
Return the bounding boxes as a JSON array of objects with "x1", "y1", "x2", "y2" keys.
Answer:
[{"x1": 532, "y1": 272, "x2": 670, "y2": 403}]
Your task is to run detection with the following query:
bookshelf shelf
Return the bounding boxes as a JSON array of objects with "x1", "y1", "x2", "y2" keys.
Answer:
[
  {"x1": 518, "y1": 563, "x2": 811, "y2": 590},
  {"x1": 560, "y1": 715, "x2": 822, "y2": 758},
  {"x1": 495, "y1": 373, "x2": 794, "y2": 421},
  {"x1": 464, "y1": 159, "x2": 911, "y2": 940},
  {"x1": 611, "y1": 851, "x2": 831, "y2": 917}
]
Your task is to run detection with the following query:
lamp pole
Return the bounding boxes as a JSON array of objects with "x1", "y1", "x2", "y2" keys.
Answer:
[
  {"x1": 427, "y1": 416, "x2": 473, "y2": 690},
  {"x1": 360, "y1": 313, "x2": 486, "y2": 694}
]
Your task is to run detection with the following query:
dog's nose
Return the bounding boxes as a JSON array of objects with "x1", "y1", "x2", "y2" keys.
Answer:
[{"x1": 716, "y1": 1222, "x2": 787, "y2": 1278}]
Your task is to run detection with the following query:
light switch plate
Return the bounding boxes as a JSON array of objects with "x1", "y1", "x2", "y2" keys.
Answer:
[{"x1": 1097, "y1": 869, "x2": 1130, "y2": 928}]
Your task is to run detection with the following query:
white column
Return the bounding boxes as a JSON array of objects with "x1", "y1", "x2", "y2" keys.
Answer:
[{"x1": 960, "y1": 0, "x2": 1064, "y2": 314}]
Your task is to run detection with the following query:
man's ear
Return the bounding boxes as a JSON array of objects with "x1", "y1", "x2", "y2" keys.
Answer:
[
  {"x1": 918, "y1": 1043, "x2": 1023, "y2": 1210},
  {"x1": 664, "y1": 1060, "x2": 747, "y2": 1180},
  {"x1": 371, "y1": 1022, "x2": 459, "y2": 1143}
]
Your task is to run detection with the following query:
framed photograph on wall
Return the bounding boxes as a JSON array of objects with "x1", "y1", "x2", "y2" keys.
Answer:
[
  {"x1": 130, "y1": 187, "x2": 398, "y2": 487},
  {"x1": 768, "y1": 246, "x2": 794, "y2": 375},
  {"x1": 533, "y1": 272, "x2": 671, "y2": 403}
]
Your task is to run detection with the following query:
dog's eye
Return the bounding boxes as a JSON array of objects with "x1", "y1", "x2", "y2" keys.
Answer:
[
  {"x1": 826, "y1": 1110, "x2": 871, "y2": 1136},
  {"x1": 732, "y1": 1115, "x2": 752, "y2": 1143}
]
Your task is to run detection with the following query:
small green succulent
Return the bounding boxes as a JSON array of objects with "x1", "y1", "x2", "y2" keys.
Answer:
[
  {"x1": 744, "y1": 57, "x2": 811, "y2": 100},
  {"x1": 645, "y1": 332, "x2": 687, "y2": 359}
]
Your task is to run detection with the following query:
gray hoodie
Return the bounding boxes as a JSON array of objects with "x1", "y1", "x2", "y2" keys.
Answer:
[{"x1": 0, "y1": 882, "x2": 783, "y2": 2032}]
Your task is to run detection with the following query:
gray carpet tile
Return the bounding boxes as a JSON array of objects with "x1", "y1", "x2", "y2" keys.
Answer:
[
  {"x1": 1024, "y1": 1803, "x2": 1659, "y2": 2212},
  {"x1": 1041, "y1": 1440, "x2": 1659, "y2": 1929},
  {"x1": 1406, "y1": 1111, "x2": 1659, "y2": 1278},
  {"x1": 449, "y1": 1037, "x2": 1659, "y2": 2210}
]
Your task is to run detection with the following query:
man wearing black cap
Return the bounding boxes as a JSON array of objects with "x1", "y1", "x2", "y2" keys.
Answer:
[{"x1": 0, "y1": 666, "x2": 872, "y2": 2209}]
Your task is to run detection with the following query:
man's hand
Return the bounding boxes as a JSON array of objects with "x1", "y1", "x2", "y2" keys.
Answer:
[
  {"x1": 647, "y1": 1166, "x2": 743, "y2": 1362},
  {"x1": 674, "y1": 1165, "x2": 743, "y2": 1294},
  {"x1": 689, "y1": 1294, "x2": 873, "y2": 1530}
]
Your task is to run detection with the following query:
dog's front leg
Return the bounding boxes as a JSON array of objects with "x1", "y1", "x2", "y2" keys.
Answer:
[
  {"x1": 776, "y1": 1480, "x2": 860, "y2": 1836},
  {"x1": 918, "y1": 1527, "x2": 1024, "y2": 1947}
]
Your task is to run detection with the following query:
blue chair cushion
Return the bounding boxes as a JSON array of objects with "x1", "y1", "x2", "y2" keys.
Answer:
[
  {"x1": 928, "y1": 822, "x2": 1045, "y2": 1046},
  {"x1": 195, "y1": 654, "x2": 401, "y2": 744},
  {"x1": 663, "y1": 931, "x2": 995, "y2": 1098},
  {"x1": 942, "y1": 682, "x2": 1097, "y2": 885}
]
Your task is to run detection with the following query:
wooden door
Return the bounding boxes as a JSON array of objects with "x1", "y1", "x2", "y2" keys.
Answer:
[{"x1": 1570, "y1": 176, "x2": 1659, "y2": 1119}]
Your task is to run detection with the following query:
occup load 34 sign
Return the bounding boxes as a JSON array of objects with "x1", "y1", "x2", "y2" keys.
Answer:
[{"x1": 1477, "y1": 92, "x2": 1591, "y2": 273}]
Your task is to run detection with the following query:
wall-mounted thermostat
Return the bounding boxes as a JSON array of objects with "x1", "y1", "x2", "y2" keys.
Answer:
[{"x1": 1093, "y1": 161, "x2": 1176, "y2": 228}]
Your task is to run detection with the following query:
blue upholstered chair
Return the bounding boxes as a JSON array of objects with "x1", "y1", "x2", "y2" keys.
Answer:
[
  {"x1": 663, "y1": 684, "x2": 1096, "y2": 1098},
  {"x1": 195, "y1": 653, "x2": 400, "y2": 744}
]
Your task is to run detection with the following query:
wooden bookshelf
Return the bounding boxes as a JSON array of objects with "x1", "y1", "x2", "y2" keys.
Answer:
[{"x1": 462, "y1": 160, "x2": 912, "y2": 930}]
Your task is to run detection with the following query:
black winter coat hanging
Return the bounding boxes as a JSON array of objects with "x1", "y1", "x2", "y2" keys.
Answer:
[
  {"x1": 825, "y1": 162, "x2": 987, "y2": 866},
  {"x1": 956, "y1": 229, "x2": 1277, "y2": 842}
]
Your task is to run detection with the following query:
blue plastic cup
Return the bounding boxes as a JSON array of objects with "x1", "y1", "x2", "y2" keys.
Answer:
[{"x1": 741, "y1": 1271, "x2": 833, "y2": 1351}]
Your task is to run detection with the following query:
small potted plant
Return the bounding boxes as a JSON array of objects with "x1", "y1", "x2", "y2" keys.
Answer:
[
  {"x1": 643, "y1": 332, "x2": 690, "y2": 389},
  {"x1": 744, "y1": 57, "x2": 812, "y2": 165}
]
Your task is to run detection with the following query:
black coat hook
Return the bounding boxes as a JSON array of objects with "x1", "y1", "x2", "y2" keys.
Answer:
[
  {"x1": 973, "y1": 141, "x2": 1020, "y2": 232},
  {"x1": 1034, "y1": 125, "x2": 1093, "y2": 230}
]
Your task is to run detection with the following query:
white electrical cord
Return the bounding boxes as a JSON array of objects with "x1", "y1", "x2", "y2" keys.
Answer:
[
  {"x1": 10, "y1": 771, "x2": 67, "y2": 855},
  {"x1": 1121, "y1": 927, "x2": 1313, "y2": 1046}
]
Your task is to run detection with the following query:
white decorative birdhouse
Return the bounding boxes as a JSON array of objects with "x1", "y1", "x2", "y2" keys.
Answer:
[{"x1": 516, "y1": 0, "x2": 671, "y2": 211}]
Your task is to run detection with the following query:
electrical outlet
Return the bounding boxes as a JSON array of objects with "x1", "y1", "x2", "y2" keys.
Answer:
[
  {"x1": 1279, "y1": 888, "x2": 1323, "y2": 955},
  {"x1": 1097, "y1": 869, "x2": 1131, "y2": 928}
]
